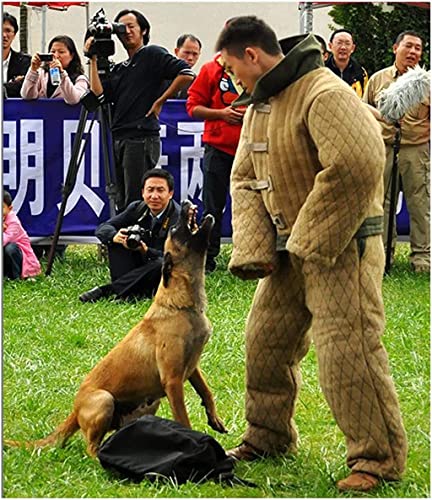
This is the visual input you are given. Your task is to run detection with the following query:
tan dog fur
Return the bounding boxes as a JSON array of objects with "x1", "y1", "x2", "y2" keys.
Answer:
[{"x1": 5, "y1": 201, "x2": 226, "y2": 456}]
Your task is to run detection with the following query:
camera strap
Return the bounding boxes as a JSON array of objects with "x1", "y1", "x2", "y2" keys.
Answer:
[{"x1": 136, "y1": 202, "x2": 149, "y2": 223}]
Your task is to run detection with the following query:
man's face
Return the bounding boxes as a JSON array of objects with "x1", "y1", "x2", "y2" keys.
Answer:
[
  {"x1": 142, "y1": 177, "x2": 173, "y2": 215},
  {"x1": 329, "y1": 32, "x2": 355, "y2": 65},
  {"x1": 393, "y1": 35, "x2": 422, "y2": 72},
  {"x1": 3, "y1": 21, "x2": 16, "y2": 52},
  {"x1": 50, "y1": 41, "x2": 73, "y2": 71},
  {"x1": 221, "y1": 48, "x2": 262, "y2": 94},
  {"x1": 117, "y1": 13, "x2": 145, "y2": 51},
  {"x1": 175, "y1": 38, "x2": 201, "y2": 68}
]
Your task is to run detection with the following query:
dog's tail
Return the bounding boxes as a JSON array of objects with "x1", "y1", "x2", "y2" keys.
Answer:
[{"x1": 4, "y1": 412, "x2": 79, "y2": 450}]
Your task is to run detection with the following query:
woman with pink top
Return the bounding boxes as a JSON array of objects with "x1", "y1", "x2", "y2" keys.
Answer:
[
  {"x1": 3, "y1": 191, "x2": 41, "y2": 280},
  {"x1": 21, "y1": 35, "x2": 88, "y2": 105}
]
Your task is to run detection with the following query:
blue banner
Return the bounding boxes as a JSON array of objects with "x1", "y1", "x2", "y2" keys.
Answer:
[{"x1": 3, "y1": 99, "x2": 409, "y2": 239}]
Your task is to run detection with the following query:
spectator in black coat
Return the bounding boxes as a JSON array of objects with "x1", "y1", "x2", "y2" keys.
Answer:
[
  {"x1": 79, "y1": 169, "x2": 181, "y2": 303},
  {"x1": 3, "y1": 12, "x2": 31, "y2": 98}
]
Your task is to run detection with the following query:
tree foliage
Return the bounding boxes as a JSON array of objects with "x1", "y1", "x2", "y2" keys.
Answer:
[{"x1": 327, "y1": 3, "x2": 430, "y2": 76}]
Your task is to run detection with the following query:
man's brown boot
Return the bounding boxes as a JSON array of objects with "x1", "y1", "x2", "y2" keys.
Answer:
[
  {"x1": 226, "y1": 441, "x2": 270, "y2": 462},
  {"x1": 336, "y1": 472, "x2": 380, "y2": 492}
]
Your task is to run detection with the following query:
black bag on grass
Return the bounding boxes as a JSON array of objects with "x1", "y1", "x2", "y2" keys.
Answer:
[{"x1": 97, "y1": 415, "x2": 245, "y2": 485}]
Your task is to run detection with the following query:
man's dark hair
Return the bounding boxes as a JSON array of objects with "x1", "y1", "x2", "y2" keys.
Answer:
[
  {"x1": 329, "y1": 29, "x2": 354, "y2": 43},
  {"x1": 394, "y1": 30, "x2": 423, "y2": 46},
  {"x1": 3, "y1": 12, "x2": 18, "y2": 33},
  {"x1": 142, "y1": 168, "x2": 175, "y2": 192},
  {"x1": 215, "y1": 16, "x2": 281, "y2": 58},
  {"x1": 314, "y1": 34, "x2": 328, "y2": 54},
  {"x1": 114, "y1": 9, "x2": 151, "y2": 46},
  {"x1": 48, "y1": 35, "x2": 84, "y2": 81},
  {"x1": 4, "y1": 190, "x2": 13, "y2": 207},
  {"x1": 176, "y1": 34, "x2": 202, "y2": 50}
]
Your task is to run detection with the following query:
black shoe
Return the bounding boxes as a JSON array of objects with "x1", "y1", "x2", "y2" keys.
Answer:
[
  {"x1": 205, "y1": 259, "x2": 216, "y2": 275},
  {"x1": 79, "y1": 286, "x2": 105, "y2": 303}
]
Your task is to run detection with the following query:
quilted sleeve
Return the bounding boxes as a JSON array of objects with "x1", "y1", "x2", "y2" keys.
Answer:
[
  {"x1": 228, "y1": 119, "x2": 279, "y2": 280},
  {"x1": 287, "y1": 88, "x2": 385, "y2": 267}
]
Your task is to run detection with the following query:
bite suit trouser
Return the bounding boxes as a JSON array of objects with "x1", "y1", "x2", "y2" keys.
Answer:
[{"x1": 242, "y1": 236, "x2": 407, "y2": 480}]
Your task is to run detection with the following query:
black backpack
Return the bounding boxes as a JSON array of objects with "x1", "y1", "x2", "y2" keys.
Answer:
[{"x1": 97, "y1": 415, "x2": 253, "y2": 486}]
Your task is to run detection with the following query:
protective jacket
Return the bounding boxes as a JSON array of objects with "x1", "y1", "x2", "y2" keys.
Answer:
[{"x1": 230, "y1": 34, "x2": 385, "y2": 274}]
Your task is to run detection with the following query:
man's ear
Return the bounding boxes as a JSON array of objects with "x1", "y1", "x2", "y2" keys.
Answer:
[
  {"x1": 245, "y1": 46, "x2": 258, "y2": 63},
  {"x1": 162, "y1": 252, "x2": 173, "y2": 287}
]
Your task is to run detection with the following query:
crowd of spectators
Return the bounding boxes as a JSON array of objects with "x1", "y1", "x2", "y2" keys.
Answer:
[{"x1": 3, "y1": 9, "x2": 429, "y2": 281}]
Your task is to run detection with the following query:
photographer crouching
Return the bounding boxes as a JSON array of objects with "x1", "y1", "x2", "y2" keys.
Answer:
[
  {"x1": 84, "y1": 8, "x2": 195, "y2": 212},
  {"x1": 79, "y1": 169, "x2": 181, "y2": 302}
]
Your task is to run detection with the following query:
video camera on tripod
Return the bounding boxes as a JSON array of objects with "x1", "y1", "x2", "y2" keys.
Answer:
[
  {"x1": 46, "y1": 7, "x2": 123, "y2": 276},
  {"x1": 86, "y1": 8, "x2": 126, "y2": 59}
]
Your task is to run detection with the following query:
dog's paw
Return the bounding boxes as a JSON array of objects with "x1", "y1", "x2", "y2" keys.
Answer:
[{"x1": 208, "y1": 415, "x2": 228, "y2": 434}]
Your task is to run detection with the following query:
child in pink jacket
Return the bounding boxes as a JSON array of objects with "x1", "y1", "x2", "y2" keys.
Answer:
[
  {"x1": 3, "y1": 191, "x2": 41, "y2": 279},
  {"x1": 21, "y1": 35, "x2": 88, "y2": 105}
]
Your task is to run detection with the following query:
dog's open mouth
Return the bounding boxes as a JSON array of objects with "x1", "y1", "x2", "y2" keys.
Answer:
[
  {"x1": 188, "y1": 205, "x2": 199, "y2": 235},
  {"x1": 171, "y1": 200, "x2": 215, "y2": 248}
]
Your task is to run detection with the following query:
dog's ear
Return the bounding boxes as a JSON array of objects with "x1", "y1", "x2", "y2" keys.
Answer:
[{"x1": 162, "y1": 252, "x2": 173, "y2": 288}]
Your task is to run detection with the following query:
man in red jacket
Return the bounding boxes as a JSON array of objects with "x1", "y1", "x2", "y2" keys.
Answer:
[{"x1": 186, "y1": 51, "x2": 245, "y2": 273}]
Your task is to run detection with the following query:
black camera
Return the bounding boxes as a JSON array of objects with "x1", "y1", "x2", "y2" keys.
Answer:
[
  {"x1": 125, "y1": 224, "x2": 152, "y2": 250},
  {"x1": 38, "y1": 53, "x2": 54, "y2": 62},
  {"x1": 86, "y1": 8, "x2": 126, "y2": 59}
]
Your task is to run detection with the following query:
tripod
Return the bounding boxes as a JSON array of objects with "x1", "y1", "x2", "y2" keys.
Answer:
[
  {"x1": 384, "y1": 123, "x2": 401, "y2": 275},
  {"x1": 45, "y1": 93, "x2": 117, "y2": 276}
]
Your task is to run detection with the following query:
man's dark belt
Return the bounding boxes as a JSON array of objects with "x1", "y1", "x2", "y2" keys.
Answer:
[
  {"x1": 276, "y1": 216, "x2": 384, "y2": 252},
  {"x1": 354, "y1": 216, "x2": 384, "y2": 238}
]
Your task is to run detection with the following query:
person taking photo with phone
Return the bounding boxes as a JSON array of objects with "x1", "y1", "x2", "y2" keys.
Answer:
[{"x1": 21, "y1": 34, "x2": 89, "y2": 105}]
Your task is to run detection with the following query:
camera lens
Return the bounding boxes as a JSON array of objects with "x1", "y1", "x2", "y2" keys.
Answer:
[{"x1": 126, "y1": 236, "x2": 141, "y2": 250}]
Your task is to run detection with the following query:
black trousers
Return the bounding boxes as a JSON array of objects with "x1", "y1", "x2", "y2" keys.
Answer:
[
  {"x1": 202, "y1": 144, "x2": 234, "y2": 262},
  {"x1": 4, "y1": 243, "x2": 23, "y2": 279},
  {"x1": 114, "y1": 136, "x2": 161, "y2": 212},
  {"x1": 107, "y1": 244, "x2": 162, "y2": 299}
]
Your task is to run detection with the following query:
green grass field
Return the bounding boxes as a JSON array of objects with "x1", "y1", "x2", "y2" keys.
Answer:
[{"x1": 3, "y1": 242, "x2": 430, "y2": 498}]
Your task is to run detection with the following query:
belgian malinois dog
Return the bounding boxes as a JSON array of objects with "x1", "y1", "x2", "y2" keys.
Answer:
[{"x1": 5, "y1": 200, "x2": 227, "y2": 457}]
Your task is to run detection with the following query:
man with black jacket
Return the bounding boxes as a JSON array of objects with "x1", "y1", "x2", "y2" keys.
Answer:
[
  {"x1": 3, "y1": 12, "x2": 31, "y2": 98},
  {"x1": 84, "y1": 9, "x2": 194, "y2": 212},
  {"x1": 79, "y1": 168, "x2": 181, "y2": 302},
  {"x1": 325, "y1": 29, "x2": 368, "y2": 98}
]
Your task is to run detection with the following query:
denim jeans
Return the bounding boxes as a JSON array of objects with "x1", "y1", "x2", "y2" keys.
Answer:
[{"x1": 4, "y1": 243, "x2": 23, "y2": 279}]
